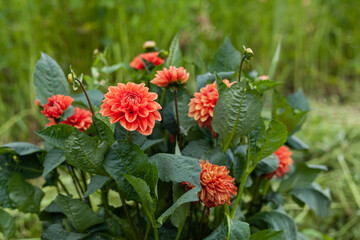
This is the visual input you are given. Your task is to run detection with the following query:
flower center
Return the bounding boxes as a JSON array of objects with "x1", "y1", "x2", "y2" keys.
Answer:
[{"x1": 125, "y1": 93, "x2": 140, "y2": 105}]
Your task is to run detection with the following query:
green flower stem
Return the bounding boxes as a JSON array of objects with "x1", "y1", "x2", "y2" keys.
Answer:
[
  {"x1": 66, "y1": 165, "x2": 82, "y2": 198},
  {"x1": 57, "y1": 178, "x2": 70, "y2": 196},
  {"x1": 174, "y1": 88, "x2": 183, "y2": 149},
  {"x1": 117, "y1": 186, "x2": 138, "y2": 240},
  {"x1": 238, "y1": 55, "x2": 246, "y2": 82},
  {"x1": 153, "y1": 225, "x2": 159, "y2": 240},
  {"x1": 80, "y1": 170, "x2": 92, "y2": 208},
  {"x1": 187, "y1": 204, "x2": 194, "y2": 240},
  {"x1": 159, "y1": 88, "x2": 166, "y2": 106},
  {"x1": 175, "y1": 217, "x2": 186, "y2": 240},
  {"x1": 75, "y1": 78, "x2": 95, "y2": 115},
  {"x1": 136, "y1": 202, "x2": 144, "y2": 239},
  {"x1": 144, "y1": 221, "x2": 151, "y2": 240},
  {"x1": 248, "y1": 176, "x2": 262, "y2": 215}
]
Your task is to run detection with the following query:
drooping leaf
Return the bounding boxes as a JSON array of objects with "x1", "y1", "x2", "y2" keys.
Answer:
[
  {"x1": 272, "y1": 89, "x2": 310, "y2": 135},
  {"x1": 289, "y1": 183, "x2": 331, "y2": 217},
  {"x1": 83, "y1": 175, "x2": 110, "y2": 199},
  {"x1": 212, "y1": 83, "x2": 262, "y2": 150},
  {"x1": 165, "y1": 28, "x2": 184, "y2": 67},
  {"x1": 250, "y1": 229, "x2": 283, "y2": 240},
  {"x1": 35, "y1": 124, "x2": 76, "y2": 149},
  {"x1": 103, "y1": 140, "x2": 156, "y2": 201},
  {"x1": 209, "y1": 37, "x2": 241, "y2": 73},
  {"x1": 149, "y1": 153, "x2": 201, "y2": 187},
  {"x1": 55, "y1": 195, "x2": 103, "y2": 232},
  {"x1": 42, "y1": 223, "x2": 88, "y2": 240},
  {"x1": 33, "y1": 53, "x2": 70, "y2": 104},
  {"x1": 1, "y1": 142, "x2": 44, "y2": 156},
  {"x1": 43, "y1": 148, "x2": 66, "y2": 176},
  {"x1": 249, "y1": 210, "x2": 297, "y2": 240},
  {"x1": 7, "y1": 173, "x2": 44, "y2": 213},
  {"x1": 0, "y1": 209, "x2": 15, "y2": 240},
  {"x1": 64, "y1": 130, "x2": 108, "y2": 175},
  {"x1": 278, "y1": 163, "x2": 327, "y2": 192}
]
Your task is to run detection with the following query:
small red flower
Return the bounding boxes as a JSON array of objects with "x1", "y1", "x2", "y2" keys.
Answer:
[
  {"x1": 266, "y1": 146, "x2": 293, "y2": 179},
  {"x1": 41, "y1": 95, "x2": 73, "y2": 119},
  {"x1": 183, "y1": 160, "x2": 237, "y2": 208},
  {"x1": 188, "y1": 80, "x2": 235, "y2": 136},
  {"x1": 151, "y1": 66, "x2": 189, "y2": 88},
  {"x1": 130, "y1": 52, "x2": 164, "y2": 70},
  {"x1": 46, "y1": 107, "x2": 92, "y2": 132},
  {"x1": 100, "y1": 82, "x2": 162, "y2": 135}
]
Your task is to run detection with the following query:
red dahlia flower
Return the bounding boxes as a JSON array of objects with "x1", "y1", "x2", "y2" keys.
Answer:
[
  {"x1": 183, "y1": 160, "x2": 237, "y2": 208},
  {"x1": 130, "y1": 52, "x2": 164, "y2": 70},
  {"x1": 46, "y1": 107, "x2": 92, "y2": 132},
  {"x1": 41, "y1": 95, "x2": 73, "y2": 119},
  {"x1": 266, "y1": 146, "x2": 293, "y2": 179},
  {"x1": 188, "y1": 80, "x2": 235, "y2": 136},
  {"x1": 100, "y1": 82, "x2": 162, "y2": 135},
  {"x1": 151, "y1": 66, "x2": 189, "y2": 88}
]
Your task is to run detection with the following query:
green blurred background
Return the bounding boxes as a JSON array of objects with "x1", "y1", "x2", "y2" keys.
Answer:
[{"x1": 1, "y1": 0, "x2": 359, "y2": 239}]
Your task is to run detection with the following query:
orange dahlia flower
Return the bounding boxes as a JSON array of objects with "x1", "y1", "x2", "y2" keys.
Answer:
[
  {"x1": 46, "y1": 107, "x2": 92, "y2": 132},
  {"x1": 130, "y1": 52, "x2": 164, "y2": 70},
  {"x1": 266, "y1": 146, "x2": 293, "y2": 179},
  {"x1": 188, "y1": 80, "x2": 235, "y2": 136},
  {"x1": 183, "y1": 160, "x2": 237, "y2": 208},
  {"x1": 41, "y1": 95, "x2": 73, "y2": 119},
  {"x1": 150, "y1": 66, "x2": 189, "y2": 88},
  {"x1": 100, "y1": 82, "x2": 162, "y2": 135}
]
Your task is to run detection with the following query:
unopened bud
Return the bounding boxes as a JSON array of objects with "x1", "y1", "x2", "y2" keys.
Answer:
[
  {"x1": 244, "y1": 48, "x2": 254, "y2": 60},
  {"x1": 143, "y1": 41, "x2": 156, "y2": 49},
  {"x1": 93, "y1": 49, "x2": 99, "y2": 55},
  {"x1": 67, "y1": 73, "x2": 73, "y2": 84}
]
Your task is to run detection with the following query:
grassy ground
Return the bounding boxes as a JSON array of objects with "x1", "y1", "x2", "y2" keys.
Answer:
[{"x1": 2, "y1": 99, "x2": 359, "y2": 240}]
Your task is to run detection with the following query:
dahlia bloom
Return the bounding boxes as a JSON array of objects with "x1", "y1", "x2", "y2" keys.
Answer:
[
  {"x1": 151, "y1": 66, "x2": 189, "y2": 88},
  {"x1": 188, "y1": 80, "x2": 235, "y2": 136},
  {"x1": 100, "y1": 82, "x2": 162, "y2": 135},
  {"x1": 46, "y1": 107, "x2": 92, "y2": 132},
  {"x1": 183, "y1": 160, "x2": 237, "y2": 208},
  {"x1": 266, "y1": 146, "x2": 293, "y2": 179},
  {"x1": 130, "y1": 52, "x2": 164, "y2": 70},
  {"x1": 41, "y1": 95, "x2": 73, "y2": 119}
]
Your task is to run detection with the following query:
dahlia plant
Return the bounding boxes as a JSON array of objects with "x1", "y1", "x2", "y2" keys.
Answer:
[{"x1": 0, "y1": 33, "x2": 331, "y2": 240}]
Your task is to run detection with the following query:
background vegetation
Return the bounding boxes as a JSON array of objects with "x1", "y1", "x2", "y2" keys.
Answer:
[{"x1": 1, "y1": 0, "x2": 359, "y2": 239}]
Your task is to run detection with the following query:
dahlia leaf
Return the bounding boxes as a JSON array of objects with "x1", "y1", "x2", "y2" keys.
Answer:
[
  {"x1": 215, "y1": 72, "x2": 229, "y2": 95},
  {"x1": 42, "y1": 148, "x2": 66, "y2": 176},
  {"x1": 7, "y1": 173, "x2": 44, "y2": 213},
  {"x1": 204, "y1": 218, "x2": 250, "y2": 240},
  {"x1": 289, "y1": 183, "x2": 331, "y2": 217},
  {"x1": 1, "y1": 142, "x2": 44, "y2": 156},
  {"x1": 255, "y1": 154, "x2": 280, "y2": 175},
  {"x1": 250, "y1": 229, "x2": 283, "y2": 240},
  {"x1": 140, "y1": 139, "x2": 164, "y2": 151},
  {"x1": 103, "y1": 140, "x2": 157, "y2": 201},
  {"x1": 208, "y1": 36, "x2": 241, "y2": 73},
  {"x1": 0, "y1": 168, "x2": 14, "y2": 208},
  {"x1": 149, "y1": 153, "x2": 201, "y2": 188},
  {"x1": 42, "y1": 224, "x2": 88, "y2": 240},
  {"x1": 165, "y1": 28, "x2": 183, "y2": 68},
  {"x1": 71, "y1": 89, "x2": 104, "y2": 108},
  {"x1": 212, "y1": 83, "x2": 262, "y2": 151},
  {"x1": 64, "y1": 129, "x2": 108, "y2": 175},
  {"x1": 0, "y1": 209, "x2": 15, "y2": 240},
  {"x1": 278, "y1": 162, "x2": 327, "y2": 192},
  {"x1": 33, "y1": 53, "x2": 70, "y2": 104},
  {"x1": 272, "y1": 89, "x2": 310, "y2": 135},
  {"x1": 35, "y1": 124, "x2": 76, "y2": 150},
  {"x1": 249, "y1": 210, "x2": 297, "y2": 240},
  {"x1": 286, "y1": 135, "x2": 309, "y2": 150},
  {"x1": 92, "y1": 115, "x2": 114, "y2": 145},
  {"x1": 83, "y1": 175, "x2": 110, "y2": 199},
  {"x1": 54, "y1": 195, "x2": 103, "y2": 233},
  {"x1": 170, "y1": 183, "x2": 190, "y2": 229},
  {"x1": 196, "y1": 71, "x2": 235, "y2": 90}
]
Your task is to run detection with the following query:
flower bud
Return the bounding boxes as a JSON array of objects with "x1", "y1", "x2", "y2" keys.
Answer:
[
  {"x1": 67, "y1": 73, "x2": 73, "y2": 84},
  {"x1": 244, "y1": 47, "x2": 254, "y2": 60},
  {"x1": 143, "y1": 40, "x2": 156, "y2": 49},
  {"x1": 93, "y1": 49, "x2": 99, "y2": 55}
]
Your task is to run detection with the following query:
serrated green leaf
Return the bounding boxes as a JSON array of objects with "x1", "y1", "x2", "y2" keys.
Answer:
[
  {"x1": 289, "y1": 183, "x2": 331, "y2": 217},
  {"x1": 42, "y1": 223, "x2": 88, "y2": 240},
  {"x1": 83, "y1": 175, "x2": 110, "y2": 199},
  {"x1": 250, "y1": 229, "x2": 283, "y2": 240},
  {"x1": 55, "y1": 195, "x2": 103, "y2": 232},
  {"x1": 43, "y1": 148, "x2": 66, "y2": 176},
  {"x1": 8, "y1": 173, "x2": 44, "y2": 213},
  {"x1": 212, "y1": 83, "x2": 262, "y2": 150},
  {"x1": 249, "y1": 210, "x2": 297, "y2": 240},
  {"x1": 92, "y1": 115, "x2": 114, "y2": 145},
  {"x1": 165, "y1": 28, "x2": 184, "y2": 67},
  {"x1": 278, "y1": 163, "x2": 327, "y2": 192},
  {"x1": 103, "y1": 140, "x2": 156, "y2": 201},
  {"x1": 182, "y1": 140, "x2": 226, "y2": 166},
  {"x1": 33, "y1": 53, "x2": 70, "y2": 104},
  {"x1": 0, "y1": 152, "x2": 43, "y2": 179},
  {"x1": 209, "y1": 37, "x2": 241, "y2": 73},
  {"x1": 149, "y1": 153, "x2": 201, "y2": 187},
  {"x1": 64, "y1": 130, "x2": 108, "y2": 175},
  {"x1": 1, "y1": 142, "x2": 44, "y2": 156},
  {"x1": 0, "y1": 209, "x2": 15, "y2": 240},
  {"x1": 35, "y1": 124, "x2": 76, "y2": 149}
]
